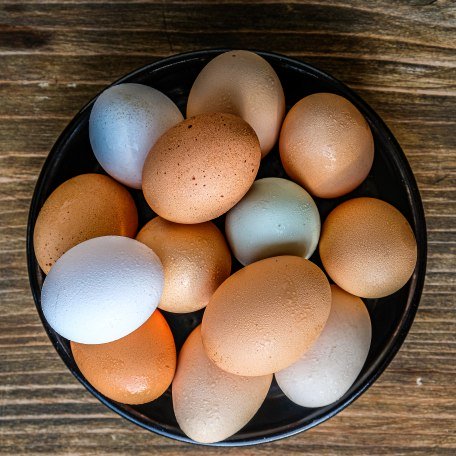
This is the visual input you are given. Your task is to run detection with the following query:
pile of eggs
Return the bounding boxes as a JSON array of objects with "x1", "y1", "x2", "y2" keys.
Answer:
[{"x1": 34, "y1": 50, "x2": 418, "y2": 444}]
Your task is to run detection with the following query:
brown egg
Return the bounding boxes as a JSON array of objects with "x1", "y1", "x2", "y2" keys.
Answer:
[
  {"x1": 33, "y1": 173, "x2": 138, "y2": 274},
  {"x1": 319, "y1": 197, "x2": 418, "y2": 298},
  {"x1": 201, "y1": 256, "x2": 331, "y2": 376},
  {"x1": 172, "y1": 326, "x2": 272, "y2": 444},
  {"x1": 187, "y1": 50, "x2": 285, "y2": 158},
  {"x1": 136, "y1": 217, "x2": 231, "y2": 313},
  {"x1": 142, "y1": 113, "x2": 261, "y2": 224},
  {"x1": 279, "y1": 93, "x2": 374, "y2": 198},
  {"x1": 71, "y1": 310, "x2": 176, "y2": 405}
]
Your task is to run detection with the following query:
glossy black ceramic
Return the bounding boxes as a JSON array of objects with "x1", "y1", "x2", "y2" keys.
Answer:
[{"x1": 27, "y1": 50, "x2": 427, "y2": 446}]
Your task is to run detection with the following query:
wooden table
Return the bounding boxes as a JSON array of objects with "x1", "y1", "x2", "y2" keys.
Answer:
[{"x1": 1, "y1": 1, "x2": 455, "y2": 454}]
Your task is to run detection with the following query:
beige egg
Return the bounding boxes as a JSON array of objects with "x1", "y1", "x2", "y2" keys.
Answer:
[
  {"x1": 33, "y1": 173, "x2": 138, "y2": 274},
  {"x1": 275, "y1": 285, "x2": 371, "y2": 407},
  {"x1": 187, "y1": 50, "x2": 285, "y2": 157},
  {"x1": 142, "y1": 113, "x2": 261, "y2": 224},
  {"x1": 71, "y1": 310, "x2": 176, "y2": 405},
  {"x1": 201, "y1": 256, "x2": 331, "y2": 376},
  {"x1": 136, "y1": 217, "x2": 231, "y2": 313},
  {"x1": 279, "y1": 93, "x2": 374, "y2": 198},
  {"x1": 319, "y1": 197, "x2": 418, "y2": 298},
  {"x1": 172, "y1": 326, "x2": 272, "y2": 443}
]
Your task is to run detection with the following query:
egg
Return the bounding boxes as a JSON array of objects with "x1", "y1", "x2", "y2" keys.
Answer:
[
  {"x1": 275, "y1": 285, "x2": 371, "y2": 408},
  {"x1": 187, "y1": 50, "x2": 285, "y2": 158},
  {"x1": 142, "y1": 113, "x2": 261, "y2": 224},
  {"x1": 136, "y1": 217, "x2": 231, "y2": 313},
  {"x1": 279, "y1": 93, "x2": 374, "y2": 198},
  {"x1": 71, "y1": 310, "x2": 176, "y2": 405},
  {"x1": 172, "y1": 326, "x2": 272, "y2": 443},
  {"x1": 319, "y1": 197, "x2": 417, "y2": 298},
  {"x1": 33, "y1": 174, "x2": 138, "y2": 274},
  {"x1": 225, "y1": 177, "x2": 320, "y2": 265},
  {"x1": 201, "y1": 256, "x2": 331, "y2": 376},
  {"x1": 89, "y1": 83, "x2": 183, "y2": 188},
  {"x1": 41, "y1": 236, "x2": 164, "y2": 344}
]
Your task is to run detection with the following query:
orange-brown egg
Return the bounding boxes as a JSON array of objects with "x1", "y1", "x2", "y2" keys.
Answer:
[
  {"x1": 279, "y1": 93, "x2": 374, "y2": 198},
  {"x1": 71, "y1": 310, "x2": 176, "y2": 405},
  {"x1": 319, "y1": 197, "x2": 418, "y2": 298},
  {"x1": 172, "y1": 326, "x2": 272, "y2": 443},
  {"x1": 201, "y1": 256, "x2": 331, "y2": 376},
  {"x1": 136, "y1": 217, "x2": 231, "y2": 313},
  {"x1": 142, "y1": 113, "x2": 261, "y2": 224},
  {"x1": 33, "y1": 173, "x2": 138, "y2": 274}
]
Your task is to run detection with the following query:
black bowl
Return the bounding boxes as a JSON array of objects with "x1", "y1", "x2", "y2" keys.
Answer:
[{"x1": 27, "y1": 49, "x2": 427, "y2": 446}]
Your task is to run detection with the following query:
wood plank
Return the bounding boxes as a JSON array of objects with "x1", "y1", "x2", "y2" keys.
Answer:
[
  {"x1": 0, "y1": 83, "x2": 455, "y2": 125},
  {"x1": 1, "y1": 1, "x2": 455, "y2": 31},
  {"x1": 0, "y1": 0, "x2": 455, "y2": 454},
  {"x1": 2, "y1": 54, "x2": 455, "y2": 94},
  {"x1": 1, "y1": 29, "x2": 455, "y2": 68}
]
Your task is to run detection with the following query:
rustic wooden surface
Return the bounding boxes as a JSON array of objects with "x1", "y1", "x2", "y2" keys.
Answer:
[{"x1": 1, "y1": 1, "x2": 455, "y2": 454}]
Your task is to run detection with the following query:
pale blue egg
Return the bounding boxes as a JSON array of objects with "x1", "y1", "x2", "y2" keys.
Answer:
[
  {"x1": 225, "y1": 177, "x2": 321, "y2": 265},
  {"x1": 89, "y1": 83, "x2": 183, "y2": 189}
]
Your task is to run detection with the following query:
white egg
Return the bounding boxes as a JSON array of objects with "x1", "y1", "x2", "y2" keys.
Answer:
[
  {"x1": 172, "y1": 326, "x2": 272, "y2": 444},
  {"x1": 275, "y1": 285, "x2": 372, "y2": 408},
  {"x1": 41, "y1": 236, "x2": 164, "y2": 344},
  {"x1": 225, "y1": 177, "x2": 320, "y2": 266},
  {"x1": 89, "y1": 83, "x2": 183, "y2": 188}
]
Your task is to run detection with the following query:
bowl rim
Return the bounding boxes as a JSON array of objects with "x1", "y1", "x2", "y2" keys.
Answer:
[{"x1": 27, "y1": 48, "x2": 427, "y2": 446}]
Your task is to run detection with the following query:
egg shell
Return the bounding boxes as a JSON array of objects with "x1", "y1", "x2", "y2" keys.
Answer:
[
  {"x1": 319, "y1": 197, "x2": 417, "y2": 298},
  {"x1": 33, "y1": 173, "x2": 138, "y2": 274},
  {"x1": 225, "y1": 177, "x2": 320, "y2": 265},
  {"x1": 136, "y1": 217, "x2": 231, "y2": 313},
  {"x1": 187, "y1": 50, "x2": 285, "y2": 157},
  {"x1": 41, "y1": 236, "x2": 164, "y2": 344},
  {"x1": 279, "y1": 93, "x2": 374, "y2": 198},
  {"x1": 71, "y1": 310, "x2": 176, "y2": 405},
  {"x1": 172, "y1": 326, "x2": 272, "y2": 443},
  {"x1": 201, "y1": 256, "x2": 331, "y2": 376},
  {"x1": 89, "y1": 83, "x2": 183, "y2": 188},
  {"x1": 275, "y1": 285, "x2": 371, "y2": 408},
  {"x1": 142, "y1": 113, "x2": 261, "y2": 224}
]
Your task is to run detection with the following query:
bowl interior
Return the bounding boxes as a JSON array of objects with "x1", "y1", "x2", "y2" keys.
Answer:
[{"x1": 27, "y1": 50, "x2": 427, "y2": 446}]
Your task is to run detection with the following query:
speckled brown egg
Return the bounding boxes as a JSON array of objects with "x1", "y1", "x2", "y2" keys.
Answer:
[
  {"x1": 136, "y1": 217, "x2": 231, "y2": 313},
  {"x1": 319, "y1": 197, "x2": 418, "y2": 298},
  {"x1": 33, "y1": 173, "x2": 138, "y2": 274},
  {"x1": 71, "y1": 310, "x2": 176, "y2": 405},
  {"x1": 172, "y1": 326, "x2": 272, "y2": 444},
  {"x1": 279, "y1": 93, "x2": 374, "y2": 198},
  {"x1": 187, "y1": 50, "x2": 285, "y2": 158},
  {"x1": 201, "y1": 256, "x2": 331, "y2": 376},
  {"x1": 142, "y1": 113, "x2": 261, "y2": 224}
]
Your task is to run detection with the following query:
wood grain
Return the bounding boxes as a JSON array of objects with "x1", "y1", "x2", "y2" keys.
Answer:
[{"x1": 1, "y1": 0, "x2": 455, "y2": 454}]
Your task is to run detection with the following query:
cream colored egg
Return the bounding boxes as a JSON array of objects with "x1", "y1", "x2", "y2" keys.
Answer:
[
  {"x1": 136, "y1": 217, "x2": 231, "y2": 313},
  {"x1": 187, "y1": 50, "x2": 285, "y2": 157},
  {"x1": 33, "y1": 174, "x2": 138, "y2": 274},
  {"x1": 201, "y1": 256, "x2": 331, "y2": 376},
  {"x1": 172, "y1": 326, "x2": 272, "y2": 443},
  {"x1": 142, "y1": 113, "x2": 261, "y2": 224},
  {"x1": 280, "y1": 93, "x2": 374, "y2": 198},
  {"x1": 275, "y1": 285, "x2": 371, "y2": 407},
  {"x1": 319, "y1": 197, "x2": 417, "y2": 298}
]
